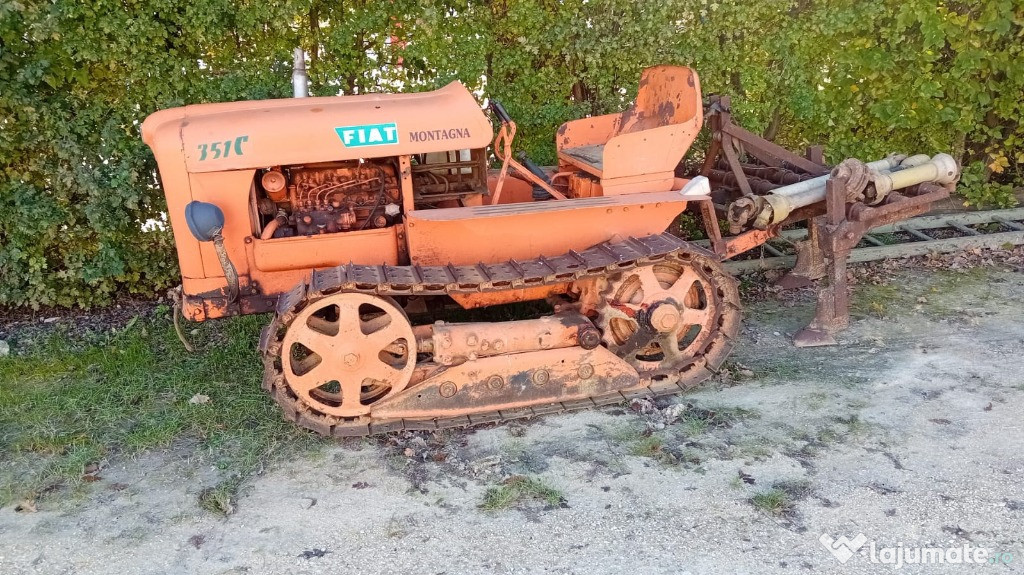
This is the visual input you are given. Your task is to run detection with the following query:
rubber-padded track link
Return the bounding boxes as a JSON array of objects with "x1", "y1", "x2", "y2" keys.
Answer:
[{"x1": 261, "y1": 234, "x2": 741, "y2": 437}]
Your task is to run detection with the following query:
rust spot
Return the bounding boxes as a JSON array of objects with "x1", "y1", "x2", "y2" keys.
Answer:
[
  {"x1": 557, "y1": 124, "x2": 567, "y2": 136},
  {"x1": 657, "y1": 101, "x2": 675, "y2": 121},
  {"x1": 687, "y1": 73, "x2": 695, "y2": 87}
]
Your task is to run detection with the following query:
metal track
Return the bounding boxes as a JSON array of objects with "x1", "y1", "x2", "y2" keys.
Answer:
[
  {"x1": 717, "y1": 208, "x2": 1024, "y2": 273},
  {"x1": 260, "y1": 234, "x2": 741, "y2": 437}
]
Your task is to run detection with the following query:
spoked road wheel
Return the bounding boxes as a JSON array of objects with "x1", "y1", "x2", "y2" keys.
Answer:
[
  {"x1": 280, "y1": 293, "x2": 416, "y2": 418},
  {"x1": 596, "y1": 250, "x2": 740, "y2": 381}
]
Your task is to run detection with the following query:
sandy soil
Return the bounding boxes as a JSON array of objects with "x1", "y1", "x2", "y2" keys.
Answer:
[{"x1": 2, "y1": 266, "x2": 1022, "y2": 575}]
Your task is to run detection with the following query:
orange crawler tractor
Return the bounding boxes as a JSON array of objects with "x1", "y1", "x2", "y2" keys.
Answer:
[{"x1": 143, "y1": 65, "x2": 960, "y2": 436}]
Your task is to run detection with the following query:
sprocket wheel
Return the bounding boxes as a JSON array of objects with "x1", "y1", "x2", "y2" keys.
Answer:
[
  {"x1": 280, "y1": 293, "x2": 416, "y2": 418},
  {"x1": 595, "y1": 250, "x2": 740, "y2": 380}
]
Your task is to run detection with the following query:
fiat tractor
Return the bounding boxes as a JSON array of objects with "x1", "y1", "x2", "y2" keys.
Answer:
[{"x1": 143, "y1": 64, "x2": 959, "y2": 436}]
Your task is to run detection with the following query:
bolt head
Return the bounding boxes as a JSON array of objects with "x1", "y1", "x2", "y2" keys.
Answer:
[
  {"x1": 649, "y1": 304, "x2": 681, "y2": 333},
  {"x1": 439, "y1": 381, "x2": 457, "y2": 398},
  {"x1": 486, "y1": 375, "x2": 504, "y2": 390},
  {"x1": 343, "y1": 353, "x2": 359, "y2": 366},
  {"x1": 533, "y1": 370, "x2": 550, "y2": 385},
  {"x1": 578, "y1": 327, "x2": 601, "y2": 350}
]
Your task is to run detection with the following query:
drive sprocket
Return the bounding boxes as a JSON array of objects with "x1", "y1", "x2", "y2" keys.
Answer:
[{"x1": 594, "y1": 247, "x2": 740, "y2": 383}]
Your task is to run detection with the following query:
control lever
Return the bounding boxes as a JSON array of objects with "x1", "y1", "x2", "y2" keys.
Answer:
[{"x1": 517, "y1": 152, "x2": 554, "y2": 200}]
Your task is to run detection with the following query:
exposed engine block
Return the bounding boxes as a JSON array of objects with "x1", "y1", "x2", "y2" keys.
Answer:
[{"x1": 257, "y1": 160, "x2": 401, "y2": 237}]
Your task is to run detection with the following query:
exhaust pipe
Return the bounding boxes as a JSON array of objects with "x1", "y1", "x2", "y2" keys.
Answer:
[{"x1": 292, "y1": 48, "x2": 309, "y2": 98}]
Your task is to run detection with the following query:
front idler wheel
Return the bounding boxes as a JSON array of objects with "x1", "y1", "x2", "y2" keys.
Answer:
[{"x1": 280, "y1": 293, "x2": 416, "y2": 417}]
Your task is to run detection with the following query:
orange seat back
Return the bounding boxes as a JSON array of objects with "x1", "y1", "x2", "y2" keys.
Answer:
[{"x1": 616, "y1": 66, "x2": 701, "y2": 136}]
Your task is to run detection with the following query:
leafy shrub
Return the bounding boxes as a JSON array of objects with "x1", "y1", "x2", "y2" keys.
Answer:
[{"x1": 2, "y1": 1, "x2": 1020, "y2": 308}]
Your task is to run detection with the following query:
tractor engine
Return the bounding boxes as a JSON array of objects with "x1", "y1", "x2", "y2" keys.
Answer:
[{"x1": 255, "y1": 159, "x2": 402, "y2": 238}]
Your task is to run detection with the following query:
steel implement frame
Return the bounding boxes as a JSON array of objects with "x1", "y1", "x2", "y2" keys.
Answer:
[
  {"x1": 792, "y1": 180, "x2": 952, "y2": 346},
  {"x1": 696, "y1": 96, "x2": 831, "y2": 256}
]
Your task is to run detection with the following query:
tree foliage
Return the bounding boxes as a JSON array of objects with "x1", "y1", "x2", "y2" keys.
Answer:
[{"x1": 1, "y1": 0, "x2": 1021, "y2": 308}]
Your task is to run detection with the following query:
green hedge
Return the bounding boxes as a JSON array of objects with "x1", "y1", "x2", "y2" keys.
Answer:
[{"x1": 2, "y1": 0, "x2": 1020, "y2": 308}]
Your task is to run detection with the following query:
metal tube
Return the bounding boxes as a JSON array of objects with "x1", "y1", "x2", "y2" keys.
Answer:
[
  {"x1": 292, "y1": 48, "x2": 309, "y2": 98},
  {"x1": 730, "y1": 154, "x2": 958, "y2": 230},
  {"x1": 876, "y1": 154, "x2": 958, "y2": 193},
  {"x1": 765, "y1": 155, "x2": 903, "y2": 203}
]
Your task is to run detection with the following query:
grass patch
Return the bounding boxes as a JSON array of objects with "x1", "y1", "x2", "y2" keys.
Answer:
[
  {"x1": 198, "y1": 482, "x2": 238, "y2": 516},
  {"x1": 749, "y1": 480, "x2": 810, "y2": 515},
  {"x1": 728, "y1": 435, "x2": 779, "y2": 461},
  {"x1": 750, "y1": 488, "x2": 791, "y2": 515},
  {"x1": 678, "y1": 405, "x2": 759, "y2": 436},
  {"x1": 850, "y1": 267, "x2": 996, "y2": 321},
  {"x1": 756, "y1": 359, "x2": 803, "y2": 380},
  {"x1": 834, "y1": 413, "x2": 872, "y2": 436},
  {"x1": 0, "y1": 313, "x2": 324, "y2": 511},
  {"x1": 480, "y1": 475, "x2": 566, "y2": 511},
  {"x1": 629, "y1": 435, "x2": 665, "y2": 457},
  {"x1": 609, "y1": 425, "x2": 671, "y2": 462}
]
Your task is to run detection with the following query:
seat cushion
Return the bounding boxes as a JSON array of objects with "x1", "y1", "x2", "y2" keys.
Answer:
[{"x1": 559, "y1": 144, "x2": 605, "y2": 177}]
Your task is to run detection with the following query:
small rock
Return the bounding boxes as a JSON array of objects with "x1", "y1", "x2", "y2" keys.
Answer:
[
  {"x1": 298, "y1": 548, "x2": 331, "y2": 560},
  {"x1": 43, "y1": 317, "x2": 59, "y2": 323},
  {"x1": 0, "y1": 340, "x2": 9, "y2": 357},
  {"x1": 188, "y1": 393, "x2": 211, "y2": 405}
]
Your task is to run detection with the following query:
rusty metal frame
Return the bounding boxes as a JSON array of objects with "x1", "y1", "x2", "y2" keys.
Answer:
[
  {"x1": 492, "y1": 120, "x2": 566, "y2": 203},
  {"x1": 792, "y1": 179, "x2": 952, "y2": 346},
  {"x1": 697, "y1": 96, "x2": 831, "y2": 260}
]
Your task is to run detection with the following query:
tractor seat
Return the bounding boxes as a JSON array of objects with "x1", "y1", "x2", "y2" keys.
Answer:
[
  {"x1": 555, "y1": 65, "x2": 703, "y2": 191},
  {"x1": 560, "y1": 145, "x2": 605, "y2": 176}
]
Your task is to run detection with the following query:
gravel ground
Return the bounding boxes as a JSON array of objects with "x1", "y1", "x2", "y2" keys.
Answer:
[{"x1": 1, "y1": 262, "x2": 1022, "y2": 575}]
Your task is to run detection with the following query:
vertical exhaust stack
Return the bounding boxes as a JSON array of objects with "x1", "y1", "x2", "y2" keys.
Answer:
[{"x1": 292, "y1": 48, "x2": 309, "y2": 98}]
